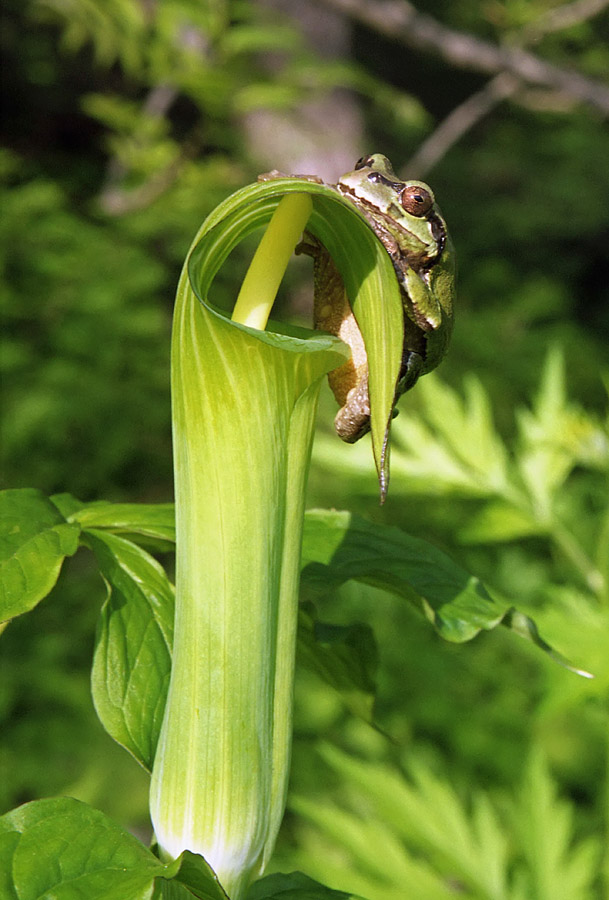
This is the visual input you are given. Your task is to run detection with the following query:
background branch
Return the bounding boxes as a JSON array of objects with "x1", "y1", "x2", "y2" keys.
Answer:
[
  {"x1": 318, "y1": 0, "x2": 609, "y2": 114},
  {"x1": 522, "y1": 0, "x2": 609, "y2": 39},
  {"x1": 401, "y1": 0, "x2": 609, "y2": 174},
  {"x1": 405, "y1": 73, "x2": 520, "y2": 177}
]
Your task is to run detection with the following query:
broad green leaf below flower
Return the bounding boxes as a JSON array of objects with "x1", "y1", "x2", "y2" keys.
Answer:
[
  {"x1": 0, "y1": 797, "x2": 167, "y2": 900},
  {"x1": 0, "y1": 488, "x2": 80, "y2": 623},
  {"x1": 302, "y1": 510, "x2": 592, "y2": 678},
  {"x1": 301, "y1": 509, "x2": 507, "y2": 642},
  {"x1": 87, "y1": 528, "x2": 174, "y2": 772},
  {"x1": 0, "y1": 798, "x2": 231, "y2": 900},
  {"x1": 70, "y1": 499, "x2": 176, "y2": 550},
  {"x1": 299, "y1": 509, "x2": 593, "y2": 676}
]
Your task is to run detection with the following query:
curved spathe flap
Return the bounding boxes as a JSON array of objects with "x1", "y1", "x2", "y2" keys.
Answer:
[{"x1": 184, "y1": 175, "x2": 405, "y2": 497}]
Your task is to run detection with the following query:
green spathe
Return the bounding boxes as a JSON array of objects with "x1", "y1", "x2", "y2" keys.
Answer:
[{"x1": 149, "y1": 188, "x2": 349, "y2": 898}]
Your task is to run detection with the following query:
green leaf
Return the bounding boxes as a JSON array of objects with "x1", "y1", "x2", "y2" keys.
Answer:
[
  {"x1": 51, "y1": 492, "x2": 87, "y2": 518},
  {"x1": 72, "y1": 500, "x2": 176, "y2": 550},
  {"x1": 51, "y1": 494, "x2": 175, "y2": 551},
  {"x1": 0, "y1": 797, "x2": 167, "y2": 900},
  {"x1": 391, "y1": 374, "x2": 512, "y2": 497},
  {"x1": 223, "y1": 24, "x2": 304, "y2": 57},
  {"x1": 297, "y1": 605, "x2": 378, "y2": 722},
  {"x1": 313, "y1": 373, "x2": 515, "y2": 501},
  {"x1": 87, "y1": 529, "x2": 174, "y2": 771},
  {"x1": 248, "y1": 871, "x2": 365, "y2": 899},
  {"x1": 300, "y1": 510, "x2": 590, "y2": 673},
  {"x1": 502, "y1": 610, "x2": 593, "y2": 679},
  {"x1": 290, "y1": 744, "x2": 602, "y2": 900},
  {"x1": 301, "y1": 508, "x2": 508, "y2": 642},
  {"x1": 154, "y1": 883, "x2": 194, "y2": 900},
  {"x1": 162, "y1": 850, "x2": 230, "y2": 900},
  {"x1": 0, "y1": 488, "x2": 80, "y2": 623}
]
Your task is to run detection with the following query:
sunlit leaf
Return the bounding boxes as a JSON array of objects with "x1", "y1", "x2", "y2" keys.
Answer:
[
  {"x1": 0, "y1": 488, "x2": 80, "y2": 623},
  {"x1": 163, "y1": 850, "x2": 230, "y2": 900},
  {"x1": 0, "y1": 797, "x2": 167, "y2": 900},
  {"x1": 72, "y1": 499, "x2": 176, "y2": 550},
  {"x1": 301, "y1": 508, "x2": 508, "y2": 642},
  {"x1": 87, "y1": 529, "x2": 174, "y2": 771},
  {"x1": 516, "y1": 347, "x2": 608, "y2": 510},
  {"x1": 0, "y1": 798, "x2": 230, "y2": 900}
]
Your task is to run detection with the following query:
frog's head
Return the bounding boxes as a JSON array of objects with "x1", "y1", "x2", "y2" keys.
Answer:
[{"x1": 337, "y1": 154, "x2": 447, "y2": 265}]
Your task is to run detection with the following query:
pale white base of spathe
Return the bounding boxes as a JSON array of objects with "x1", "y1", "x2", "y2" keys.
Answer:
[{"x1": 155, "y1": 823, "x2": 263, "y2": 898}]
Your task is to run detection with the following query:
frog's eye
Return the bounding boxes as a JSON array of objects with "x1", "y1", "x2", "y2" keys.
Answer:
[
  {"x1": 400, "y1": 185, "x2": 433, "y2": 216},
  {"x1": 355, "y1": 155, "x2": 374, "y2": 170}
]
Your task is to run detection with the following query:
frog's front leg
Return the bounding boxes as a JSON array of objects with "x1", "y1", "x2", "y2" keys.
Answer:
[{"x1": 298, "y1": 233, "x2": 371, "y2": 443}]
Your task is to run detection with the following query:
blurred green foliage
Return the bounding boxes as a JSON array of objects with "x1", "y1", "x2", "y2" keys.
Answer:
[
  {"x1": 280, "y1": 743, "x2": 603, "y2": 900},
  {"x1": 1, "y1": 0, "x2": 608, "y2": 895}
]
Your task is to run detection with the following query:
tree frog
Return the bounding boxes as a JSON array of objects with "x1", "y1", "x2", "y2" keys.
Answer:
[
  {"x1": 259, "y1": 154, "x2": 455, "y2": 443},
  {"x1": 309, "y1": 153, "x2": 455, "y2": 442}
]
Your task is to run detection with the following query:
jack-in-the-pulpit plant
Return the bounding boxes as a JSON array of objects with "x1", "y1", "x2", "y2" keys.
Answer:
[
  {"x1": 149, "y1": 195, "x2": 344, "y2": 895},
  {"x1": 148, "y1": 154, "x2": 457, "y2": 893},
  {"x1": 148, "y1": 166, "x2": 412, "y2": 896}
]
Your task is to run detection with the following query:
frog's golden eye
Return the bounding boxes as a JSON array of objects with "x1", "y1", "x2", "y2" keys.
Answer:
[
  {"x1": 400, "y1": 185, "x2": 433, "y2": 216},
  {"x1": 355, "y1": 155, "x2": 374, "y2": 170}
]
